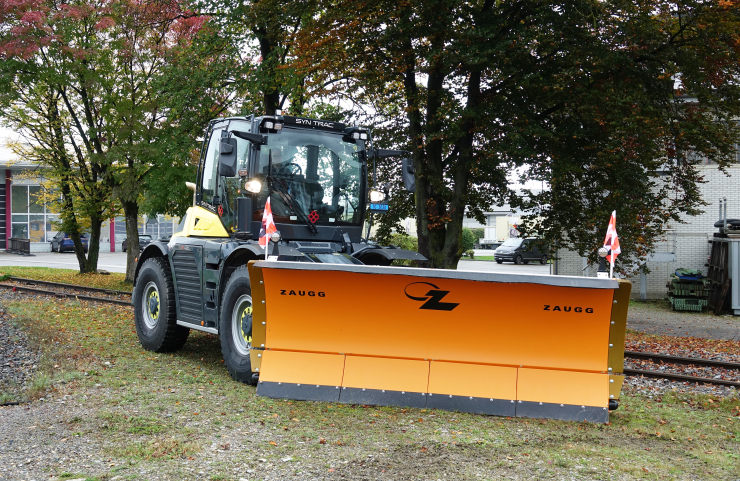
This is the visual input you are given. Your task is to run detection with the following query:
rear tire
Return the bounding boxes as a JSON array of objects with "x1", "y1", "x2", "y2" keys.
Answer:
[
  {"x1": 219, "y1": 265, "x2": 256, "y2": 385},
  {"x1": 514, "y1": 254, "x2": 523, "y2": 265},
  {"x1": 539, "y1": 255, "x2": 548, "y2": 265},
  {"x1": 133, "y1": 256, "x2": 189, "y2": 352}
]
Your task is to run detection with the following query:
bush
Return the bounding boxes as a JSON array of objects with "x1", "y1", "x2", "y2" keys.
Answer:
[
  {"x1": 461, "y1": 228, "x2": 476, "y2": 253},
  {"x1": 465, "y1": 249, "x2": 475, "y2": 259}
]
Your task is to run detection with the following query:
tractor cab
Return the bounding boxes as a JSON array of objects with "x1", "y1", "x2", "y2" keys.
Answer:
[{"x1": 197, "y1": 115, "x2": 367, "y2": 245}]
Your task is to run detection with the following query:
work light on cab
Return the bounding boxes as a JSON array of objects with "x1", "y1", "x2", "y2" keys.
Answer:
[
  {"x1": 369, "y1": 190, "x2": 385, "y2": 202},
  {"x1": 244, "y1": 179, "x2": 261, "y2": 193}
]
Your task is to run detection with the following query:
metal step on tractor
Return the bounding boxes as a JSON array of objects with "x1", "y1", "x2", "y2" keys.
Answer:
[{"x1": 132, "y1": 114, "x2": 631, "y2": 423}]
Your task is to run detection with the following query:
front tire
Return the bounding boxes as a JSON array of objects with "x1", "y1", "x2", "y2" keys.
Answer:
[
  {"x1": 495, "y1": 259, "x2": 503, "y2": 264},
  {"x1": 133, "y1": 256, "x2": 189, "y2": 352},
  {"x1": 219, "y1": 265, "x2": 256, "y2": 385},
  {"x1": 514, "y1": 254, "x2": 523, "y2": 265}
]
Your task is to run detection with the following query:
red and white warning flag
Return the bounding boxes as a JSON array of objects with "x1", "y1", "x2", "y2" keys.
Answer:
[
  {"x1": 603, "y1": 210, "x2": 621, "y2": 276},
  {"x1": 259, "y1": 196, "x2": 277, "y2": 255}
]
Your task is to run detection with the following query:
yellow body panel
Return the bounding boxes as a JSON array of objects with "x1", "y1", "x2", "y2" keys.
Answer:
[{"x1": 176, "y1": 206, "x2": 229, "y2": 238}]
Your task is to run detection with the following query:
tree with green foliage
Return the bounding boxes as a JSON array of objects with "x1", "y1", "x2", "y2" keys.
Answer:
[
  {"x1": 0, "y1": 0, "x2": 216, "y2": 279},
  {"x1": 299, "y1": 0, "x2": 740, "y2": 272}
]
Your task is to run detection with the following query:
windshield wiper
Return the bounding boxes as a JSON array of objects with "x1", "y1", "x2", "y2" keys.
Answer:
[{"x1": 269, "y1": 178, "x2": 318, "y2": 234}]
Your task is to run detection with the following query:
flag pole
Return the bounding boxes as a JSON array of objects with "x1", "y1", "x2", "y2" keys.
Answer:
[{"x1": 609, "y1": 255, "x2": 613, "y2": 279}]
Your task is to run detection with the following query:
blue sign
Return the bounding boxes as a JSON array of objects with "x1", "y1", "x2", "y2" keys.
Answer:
[{"x1": 369, "y1": 202, "x2": 389, "y2": 213}]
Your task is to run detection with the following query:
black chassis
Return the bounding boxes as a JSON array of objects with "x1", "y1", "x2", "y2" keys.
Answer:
[{"x1": 133, "y1": 237, "x2": 424, "y2": 334}]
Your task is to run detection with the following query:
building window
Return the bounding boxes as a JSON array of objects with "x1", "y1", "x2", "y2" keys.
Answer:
[{"x1": 10, "y1": 185, "x2": 58, "y2": 242}]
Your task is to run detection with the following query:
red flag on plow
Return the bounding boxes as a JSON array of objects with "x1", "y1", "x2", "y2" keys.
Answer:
[
  {"x1": 259, "y1": 196, "x2": 277, "y2": 258},
  {"x1": 603, "y1": 210, "x2": 620, "y2": 277}
]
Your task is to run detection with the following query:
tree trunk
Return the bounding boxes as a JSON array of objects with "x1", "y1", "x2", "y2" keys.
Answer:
[
  {"x1": 84, "y1": 213, "x2": 103, "y2": 273},
  {"x1": 122, "y1": 199, "x2": 140, "y2": 283}
]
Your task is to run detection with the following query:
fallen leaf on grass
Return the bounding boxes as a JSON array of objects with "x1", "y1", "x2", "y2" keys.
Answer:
[
  {"x1": 269, "y1": 441, "x2": 277, "y2": 446},
  {"x1": 319, "y1": 438, "x2": 326, "y2": 444}
]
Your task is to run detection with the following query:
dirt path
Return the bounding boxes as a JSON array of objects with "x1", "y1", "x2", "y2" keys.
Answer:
[{"x1": 627, "y1": 301, "x2": 740, "y2": 341}]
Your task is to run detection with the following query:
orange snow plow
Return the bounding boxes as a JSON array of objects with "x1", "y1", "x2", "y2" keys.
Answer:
[{"x1": 248, "y1": 261, "x2": 630, "y2": 423}]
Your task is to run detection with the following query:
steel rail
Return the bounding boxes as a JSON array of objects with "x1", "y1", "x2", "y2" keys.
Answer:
[
  {"x1": 8, "y1": 277, "x2": 131, "y2": 297},
  {"x1": 0, "y1": 283, "x2": 132, "y2": 306},
  {"x1": 625, "y1": 350, "x2": 740, "y2": 370},
  {"x1": 623, "y1": 368, "x2": 740, "y2": 388}
]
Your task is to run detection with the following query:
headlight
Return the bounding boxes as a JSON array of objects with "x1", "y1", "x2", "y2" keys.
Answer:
[
  {"x1": 245, "y1": 179, "x2": 262, "y2": 193},
  {"x1": 369, "y1": 190, "x2": 385, "y2": 202}
]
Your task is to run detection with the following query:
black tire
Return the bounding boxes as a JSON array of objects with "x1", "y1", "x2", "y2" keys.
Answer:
[
  {"x1": 539, "y1": 255, "x2": 548, "y2": 265},
  {"x1": 495, "y1": 259, "x2": 503, "y2": 264},
  {"x1": 514, "y1": 254, "x2": 523, "y2": 265},
  {"x1": 523, "y1": 260, "x2": 530, "y2": 265},
  {"x1": 219, "y1": 265, "x2": 256, "y2": 385},
  {"x1": 133, "y1": 256, "x2": 189, "y2": 352},
  {"x1": 50, "y1": 243, "x2": 56, "y2": 253},
  {"x1": 122, "y1": 242, "x2": 127, "y2": 252}
]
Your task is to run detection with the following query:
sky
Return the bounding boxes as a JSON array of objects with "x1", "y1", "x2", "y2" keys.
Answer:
[{"x1": 0, "y1": 127, "x2": 21, "y2": 162}]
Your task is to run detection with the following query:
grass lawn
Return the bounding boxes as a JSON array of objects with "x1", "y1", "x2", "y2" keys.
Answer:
[
  {"x1": 0, "y1": 266, "x2": 130, "y2": 292},
  {"x1": 1, "y1": 269, "x2": 739, "y2": 479}
]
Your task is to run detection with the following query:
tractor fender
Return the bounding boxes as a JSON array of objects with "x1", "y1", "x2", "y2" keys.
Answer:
[
  {"x1": 219, "y1": 244, "x2": 266, "y2": 295},
  {"x1": 219, "y1": 243, "x2": 307, "y2": 288},
  {"x1": 133, "y1": 242, "x2": 170, "y2": 287},
  {"x1": 353, "y1": 246, "x2": 427, "y2": 266}
]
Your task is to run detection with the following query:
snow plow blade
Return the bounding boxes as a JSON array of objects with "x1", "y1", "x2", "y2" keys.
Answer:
[{"x1": 248, "y1": 261, "x2": 630, "y2": 423}]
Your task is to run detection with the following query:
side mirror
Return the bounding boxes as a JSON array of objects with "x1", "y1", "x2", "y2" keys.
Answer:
[
  {"x1": 219, "y1": 138, "x2": 238, "y2": 177},
  {"x1": 401, "y1": 158, "x2": 415, "y2": 193}
]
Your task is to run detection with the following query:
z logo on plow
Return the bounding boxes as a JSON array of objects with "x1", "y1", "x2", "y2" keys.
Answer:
[{"x1": 404, "y1": 282, "x2": 460, "y2": 311}]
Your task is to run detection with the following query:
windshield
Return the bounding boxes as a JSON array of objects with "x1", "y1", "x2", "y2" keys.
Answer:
[
  {"x1": 500, "y1": 238, "x2": 523, "y2": 248},
  {"x1": 252, "y1": 127, "x2": 364, "y2": 225},
  {"x1": 140, "y1": 235, "x2": 152, "y2": 240}
]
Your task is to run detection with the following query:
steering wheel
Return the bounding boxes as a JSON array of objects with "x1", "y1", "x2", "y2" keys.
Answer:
[{"x1": 277, "y1": 162, "x2": 303, "y2": 176}]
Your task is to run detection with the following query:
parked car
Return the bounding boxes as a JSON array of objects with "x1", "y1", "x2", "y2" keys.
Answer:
[
  {"x1": 494, "y1": 238, "x2": 548, "y2": 265},
  {"x1": 50, "y1": 232, "x2": 88, "y2": 253},
  {"x1": 122, "y1": 234, "x2": 153, "y2": 252}
]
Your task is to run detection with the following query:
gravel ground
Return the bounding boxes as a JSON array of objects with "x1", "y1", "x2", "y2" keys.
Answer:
[{"x1": 0, "y1": 307, "x2": 39, "y2": 404}]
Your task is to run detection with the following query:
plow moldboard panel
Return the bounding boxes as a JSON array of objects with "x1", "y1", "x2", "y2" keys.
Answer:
[{"x1": 250, "y1": 262, "x2": 627, "y2": 423}]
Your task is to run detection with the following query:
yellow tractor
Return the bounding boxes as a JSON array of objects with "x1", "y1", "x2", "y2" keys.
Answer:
[{"x1": 132, "y1": 114, "x2": 630, "y2": 423}]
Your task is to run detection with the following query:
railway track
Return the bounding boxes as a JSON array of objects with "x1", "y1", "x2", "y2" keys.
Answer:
[
  {"x1": 0, "y1": 278, "x2": 737, "y2": 388},
  {"x1": 0, "y1": 277, "x2": 131, "y2": 306},
  {"x1": 624, "y1": 351, "x2": 740, "y2": 388}
]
